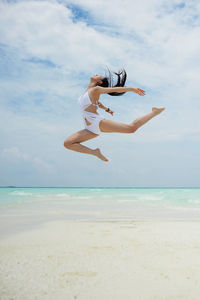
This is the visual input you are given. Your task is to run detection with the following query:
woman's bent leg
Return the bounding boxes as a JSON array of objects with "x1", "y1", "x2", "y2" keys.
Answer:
[
  {"x1": 64, "y1": 129, "x2": 108, "y2": 161},
  {"x1": 64, "y1": 129, "x2": 98, "y2": 155},
  {"x1": 99, "y1": 107, "x2": 165, "y2": 133}
]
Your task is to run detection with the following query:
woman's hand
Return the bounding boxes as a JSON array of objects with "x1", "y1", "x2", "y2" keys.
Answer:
[
  {"x1": 106, "y1": 108, "x2": 114, "y2": 116},
  {"x1": 108, "y1": 109, "x2": 114, "y2": 116},
  {"x1": 132, "y1": 88, "x2": 146, "y2": 96}
]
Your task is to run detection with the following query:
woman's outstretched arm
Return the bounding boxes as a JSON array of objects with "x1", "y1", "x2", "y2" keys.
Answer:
[{"x1": 95, "y1": 86, "x2": 145, "y2": 96}]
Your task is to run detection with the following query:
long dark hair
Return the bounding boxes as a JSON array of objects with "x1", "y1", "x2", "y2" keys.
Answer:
[{"x1": 97, "y1": 67, "x2": 127, "y2": 96}]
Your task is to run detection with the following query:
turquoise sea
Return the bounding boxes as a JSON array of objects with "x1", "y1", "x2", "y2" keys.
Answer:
[{"x1": 1, "y1": 187, "x2": 200, "y2": 237}]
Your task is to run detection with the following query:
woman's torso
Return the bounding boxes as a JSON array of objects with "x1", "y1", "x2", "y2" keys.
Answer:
[{"x1": 78, "y1": 88, "x2": 100, "y2": 114}]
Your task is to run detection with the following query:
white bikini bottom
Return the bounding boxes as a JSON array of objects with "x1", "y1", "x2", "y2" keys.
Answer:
[{"x1": 82, "y1": 111, "x2": 105, "y2": 135}]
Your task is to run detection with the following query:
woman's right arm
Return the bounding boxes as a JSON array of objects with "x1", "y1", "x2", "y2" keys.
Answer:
[{"x1": 95, "y1": 86, "x2": 145, "y2": 96}]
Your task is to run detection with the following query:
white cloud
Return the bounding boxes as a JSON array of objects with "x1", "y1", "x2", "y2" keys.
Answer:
[
  {"x1": 33, "y1": 157, "x2": 52, "y2": 169},
  {"x1": 0, "y1": 1, "x2": 125, "y2": 72},
  {"x1": 2, "y1": 147, "x2": 30, "y2": 161},
  {"x1": 1, "y1": 0, "x2": 199, "y2": 91},
  {"x1": 2, "y1": 146, "x2": 53, "y2": 171}
]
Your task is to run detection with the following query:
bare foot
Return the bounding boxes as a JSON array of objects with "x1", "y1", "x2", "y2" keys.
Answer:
[
  {"x1": 152, "y1": 107, "x2": 165, "y2": 115},
  {"x1": 94, "y1": 148, "x2": 109, "y2": 162}
]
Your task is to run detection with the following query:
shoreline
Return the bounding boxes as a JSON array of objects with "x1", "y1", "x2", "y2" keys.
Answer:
[{"x1": 1, "y1": 212, "x2": 200, "y2": 240}]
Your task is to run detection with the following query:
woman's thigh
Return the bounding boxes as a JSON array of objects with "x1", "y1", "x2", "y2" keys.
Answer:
[
  {"x1": 64, "y1": 129, "x2": 98, "y2": 145},
  {"x1": 99, "y1": 119, "x2": 131, "y2": 133}
]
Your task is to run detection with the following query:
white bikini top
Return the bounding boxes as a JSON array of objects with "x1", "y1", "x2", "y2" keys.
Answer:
[{"x1": 78, "y1": 91, "x2": 98, "y2": 112}]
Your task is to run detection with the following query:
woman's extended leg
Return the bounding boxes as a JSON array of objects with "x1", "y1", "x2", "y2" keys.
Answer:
[
  {"x1": 99, "y1": 107, "x2": 165, "y2": 133},
  {"x1": 64, "y1": 129, "x2": 108, "y2": 161}
]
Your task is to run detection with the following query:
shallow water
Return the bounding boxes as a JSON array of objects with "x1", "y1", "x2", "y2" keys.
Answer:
[{"x1": 1, "y1": 187, "x2": 200, "y2": 238}]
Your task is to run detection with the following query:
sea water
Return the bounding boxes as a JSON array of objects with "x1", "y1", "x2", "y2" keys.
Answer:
[{"x1": 0, "y1": 187, "x2": 200, "y2": 237}]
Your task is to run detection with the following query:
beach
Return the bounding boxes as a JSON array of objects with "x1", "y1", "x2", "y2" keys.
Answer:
[
  {"x1": 1, "y1": 188, "x2": 200, "y2": 299},
  {"x1": 1, "y1": 219, "x2": 200, "y2": 300}
]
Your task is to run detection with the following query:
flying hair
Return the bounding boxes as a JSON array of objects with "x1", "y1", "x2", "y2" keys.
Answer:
[{"x1": 97, "y1": 66, "x2": 127, "y2": 96}]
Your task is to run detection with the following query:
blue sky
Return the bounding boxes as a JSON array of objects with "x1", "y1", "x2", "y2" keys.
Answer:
[{"x1": 0, "y1": 0, "x2": 200, "y2": 187}]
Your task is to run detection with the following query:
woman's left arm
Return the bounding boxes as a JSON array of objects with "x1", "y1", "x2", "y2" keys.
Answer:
[{"x1": 98, "y1": 102, "x2": 114, "y2": 116}]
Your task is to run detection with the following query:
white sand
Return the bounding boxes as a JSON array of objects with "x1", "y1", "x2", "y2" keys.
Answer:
[{"x1": 1, "y1": 220, "x2": 200, "y2": 300}]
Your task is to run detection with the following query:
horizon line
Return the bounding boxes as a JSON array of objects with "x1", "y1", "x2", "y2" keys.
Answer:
[{"x1": 1, "y1": 186, "x2": 200, "y2": 189}]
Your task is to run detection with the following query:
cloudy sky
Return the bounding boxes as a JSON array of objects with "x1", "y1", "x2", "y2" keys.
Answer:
[{"x1": 0, "y1": 0, "x2": 200, "y2": 187}]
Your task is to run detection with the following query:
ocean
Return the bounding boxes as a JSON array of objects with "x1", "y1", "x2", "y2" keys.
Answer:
[{"x1": 1, "y1": 187, "x2": 200, "y2": 219}]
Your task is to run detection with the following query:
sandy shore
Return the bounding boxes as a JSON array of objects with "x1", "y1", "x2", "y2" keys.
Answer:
[{"x1": 1, "y1": 220, "x2": 200, "y2": 300}]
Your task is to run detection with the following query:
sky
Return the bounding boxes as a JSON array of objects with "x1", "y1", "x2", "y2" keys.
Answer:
[{"x1": 0, "y1": 0, "x2": 200, "y2": 187}]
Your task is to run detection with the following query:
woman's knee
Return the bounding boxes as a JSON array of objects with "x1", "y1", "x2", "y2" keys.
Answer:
[
  {"x1": 127, "y1": 124, "x2": 138, "y2": 133},
  {"x1": 64, "y1": 139, "x2": 73, "y2": 149}
]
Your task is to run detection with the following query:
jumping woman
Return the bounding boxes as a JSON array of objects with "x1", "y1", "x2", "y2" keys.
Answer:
[{"x1": 64, "y1": 68, "x2": 165, "y2": 162}]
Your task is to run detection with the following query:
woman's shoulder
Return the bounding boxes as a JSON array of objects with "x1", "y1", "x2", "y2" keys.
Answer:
[
  {"x1": 88, "y1": 87, "x2": 100, "y2": 100},
  {"x1": 84, "y1": 87, "x2": 98, "y2": 93}
]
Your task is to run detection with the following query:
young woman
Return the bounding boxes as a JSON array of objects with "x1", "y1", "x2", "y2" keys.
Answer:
[{"x1": 64, "y1": 69, "x2": 165, "y2": 162}]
